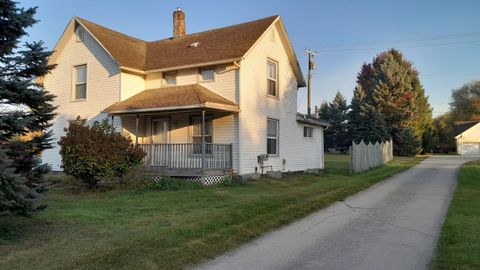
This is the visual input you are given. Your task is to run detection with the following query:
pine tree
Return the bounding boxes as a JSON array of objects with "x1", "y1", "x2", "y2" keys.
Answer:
[
  {"x1": 318, "y1": 101, "x2": 329, "y2": 120},
  {"x1": 348, "y1": 85, "x2": 389, "y2": 144},
  {"x1": 348, "y1": 49, "x2": 432, "y2": 156},
  {"x1": 328, "y1": 91, "x2": 348, "y2": 136},
  {"x1": 0, "y1": 0, "x2": 56, "y2": 215}
]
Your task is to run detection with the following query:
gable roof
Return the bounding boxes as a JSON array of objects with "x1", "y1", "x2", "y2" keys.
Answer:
[
  {"x1": 76, "y1": 18, "x2": 147, "y2": 71},
  {"x1": 454, "y1": 121, "x2": 480, "y2": 137},
  {"x1": 75, "y1": 16, "x2": 277, "y2": 71},
  {"x1": 70, "y1": 15, "x2": 305, "y2": 86},
  {"x1": 103, "y1": 84, "x2": 239, "y2": 114}
]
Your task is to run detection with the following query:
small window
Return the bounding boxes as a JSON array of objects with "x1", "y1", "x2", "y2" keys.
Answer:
[
  {"x1": 164, "y1": 71, "x2": 177, "y2": 86},
  {"x1": 74, "y1": 65, "x2": 87, "y2": 100},
  {"x1": 192, "y1": 116, "x2": 213, "y2": 154},
  {"x1": 304, "y1": 126, "x2": 314, "y2": 138},
  {"x1": 267, "y1": 118, "x2": 279, "y2": 155},
  {"x1": 200, "y1": 67, "x2": 215, "y2": 81},
  {"x1": 267, "y1": 60, "x2": 278, "y2": 97},
  {"x1": 75, "y1": 27, "x2": 84, "y2": 42}
]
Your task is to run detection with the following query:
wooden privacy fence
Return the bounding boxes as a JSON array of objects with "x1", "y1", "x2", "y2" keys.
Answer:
[{"x1": 350, "y1": 139, "x2": 393, "y2": 174}]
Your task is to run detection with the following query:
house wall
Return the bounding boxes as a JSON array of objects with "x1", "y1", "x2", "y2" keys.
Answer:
[
  {"x1": 121, "y1": 112, "x2": 239, "y2": 172},
  {"x1": 144, "y1": 65, "x2": 237, "y2": 101},
  {"x1": 42, "y1": 25, "x2": 121, "y2": 171},
  {"x1": 238, "y1": 22, "x2": 324, "y2": 175},
  {"x1": 121, "y1": 71, "x2": 145, "y2": 100}
]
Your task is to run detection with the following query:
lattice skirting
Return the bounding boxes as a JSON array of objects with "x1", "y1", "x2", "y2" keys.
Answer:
[{"x1": 150, "y1": 175, "x2": 228, "y2": 185}]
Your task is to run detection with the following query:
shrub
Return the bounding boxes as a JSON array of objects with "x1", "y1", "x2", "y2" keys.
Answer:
[
  {"x1": 392, "y1": 128, "x2": 418, "y2": 157},
  {"x1": 58, "y1": 118, "x2": 145, "y2": 188}
]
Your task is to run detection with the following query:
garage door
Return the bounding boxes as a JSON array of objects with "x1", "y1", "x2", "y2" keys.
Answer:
[{"x1": 461, "y1": 142, "x2": 480, "y2": 155}]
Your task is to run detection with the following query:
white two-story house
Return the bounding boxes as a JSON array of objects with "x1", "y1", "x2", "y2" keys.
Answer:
[{"x1": 41, "y1": 9, "x2": 329, "y2": 181}]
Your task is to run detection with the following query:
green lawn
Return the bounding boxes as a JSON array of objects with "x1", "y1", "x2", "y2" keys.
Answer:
[
  {"x1": 431, "y1": 160, "x2": 480, "y2": 270},
  {"x1": 0, "y1": 156, "x2": 422, "y2": 270}
]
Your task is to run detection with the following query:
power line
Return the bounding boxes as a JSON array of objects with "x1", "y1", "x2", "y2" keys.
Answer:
[
  {"x1": 314, "y1": 40, "x2": 480, "y2": 53},
  {"x1": 308, "y1": 31, "x2": 480, "y2": 50}
]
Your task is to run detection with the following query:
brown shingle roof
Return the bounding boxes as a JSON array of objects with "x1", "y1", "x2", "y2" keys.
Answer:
[
  {"x1": 103, "y1": 84, "x2": 239, "y2": 114},
  {"x1": 76, "y1": 15, "x2": 278, "y2": 71},
  {"x1": 76, "y1": 18, "x2": 147, "y2": 71}
]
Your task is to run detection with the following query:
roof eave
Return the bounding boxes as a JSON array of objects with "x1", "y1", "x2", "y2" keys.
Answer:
[
  {"x1": 104, "y1": 102, "x2": 240, "y2": 115},
  {"x1": 120, "y1": 57, "x2": 242, "y2": 75}
]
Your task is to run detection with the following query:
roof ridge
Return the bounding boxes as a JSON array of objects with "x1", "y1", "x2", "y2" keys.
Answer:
[
  {"x1": 147, "y1": 15, "x2": 279, "y2": 44},
  {"x1": 191, "y1": 84, "x2": 205, "y2": 104}
]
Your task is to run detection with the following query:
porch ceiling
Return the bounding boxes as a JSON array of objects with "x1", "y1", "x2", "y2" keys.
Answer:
[{"x1": 103, "y1": 84, "x2": 239, "y2": 115}]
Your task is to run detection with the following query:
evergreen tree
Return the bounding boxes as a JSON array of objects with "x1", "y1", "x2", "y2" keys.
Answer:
[
  {"x1": 0, "y1": 0, "x2": 56, "y2": 215},
  {"x1": 348, "y1": 85, "x2": 389, "y2": 144},
  {"x1": 348, "y1": 49, "x2": 432, "y2": 155},
  {"x1": 328, "y1": 91, "x2": 348, "y2": 135},
  {"x1": 318, "y1": 101, "x2": 329, "y2": 120}
]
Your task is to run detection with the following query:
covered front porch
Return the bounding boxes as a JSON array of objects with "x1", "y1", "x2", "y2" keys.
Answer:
[{"x1": 103, "y1": 84, "x2": 238, "y2": 178}]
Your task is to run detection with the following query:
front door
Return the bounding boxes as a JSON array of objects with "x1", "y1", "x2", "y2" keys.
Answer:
[{"x1": 152, "y1": 118, "x2": 169, "y2": 144}]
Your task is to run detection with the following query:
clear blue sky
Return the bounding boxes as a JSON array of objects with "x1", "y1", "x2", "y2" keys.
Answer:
[{"x1": 19, "y1": 0, "x2": 480, "y2": 116}]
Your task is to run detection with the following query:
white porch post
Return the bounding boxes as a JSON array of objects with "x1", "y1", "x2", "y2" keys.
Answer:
[
  {"x1": 201, "y1": 109, "x2": 206, "y2": 173},
  {"x1": 135, "y1": 114, "x2": 139, "y2": 145}
]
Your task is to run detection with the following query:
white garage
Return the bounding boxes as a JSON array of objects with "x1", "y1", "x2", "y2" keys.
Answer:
[{"x1": 455, "y1": 121, "x2": 480, "y2": 156}]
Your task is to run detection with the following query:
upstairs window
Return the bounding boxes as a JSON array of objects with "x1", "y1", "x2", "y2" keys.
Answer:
[
  {"x1": 304, "y1": 126, "x2": 314, "y2": 138},
  {"x1": 75, "y1": 27, "x2": 84, "y2": 42},
  {"x1": 200, "y1": 67, "x2": 215, "y2": 81},
  {"x1": 267, "y1": 60, "x2": 278, "y2": 97},
  {"x1": 74, "y1": 65, "x2": 87, "y2": 100},
  {"x1": 267, "y1": 118, "x2": 279, "y2": 155},
  {"x1": 164, "y1": 71, "x2": 177, "y2": 86}
]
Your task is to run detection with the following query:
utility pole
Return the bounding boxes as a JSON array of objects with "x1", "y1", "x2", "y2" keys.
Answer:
[{"x1": 305, "y1": 48, "x2": 317, "y2": 116}]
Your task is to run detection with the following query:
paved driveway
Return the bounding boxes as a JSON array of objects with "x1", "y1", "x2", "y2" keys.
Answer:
[{"x1": 194, "y1": 156, "x2": 478, "y2": 270}]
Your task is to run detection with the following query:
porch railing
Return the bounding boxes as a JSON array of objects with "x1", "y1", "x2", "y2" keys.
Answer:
[{"x1": 140, "y1": 143, "x2": 233, "y2": 169}]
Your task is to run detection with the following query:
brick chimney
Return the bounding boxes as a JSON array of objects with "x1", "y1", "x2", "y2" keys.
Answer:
[{"x1": 173, "y1": 7, "x2": 185, "y2": 38}]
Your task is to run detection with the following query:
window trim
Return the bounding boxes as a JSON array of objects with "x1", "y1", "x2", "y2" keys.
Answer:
[
  {"x1": 267, "y1": 59, "x2": 279, "y2": 98},
  {"x1": 190, "y1": 115, "x2": 214, "y2": 155},
  {"x1": 303, "y1": 126, "x2": 314, "y2": 138},
  {"x1": 199, "y1": 66, "x2": 215, "y2": 82},
  {"x1": 267, "y1": 118, "x2": 279, "y2": 156},
  {"x1": 72, "y1": 64, "x2": 87, "y2": 102},
  {"x1": 75, "y1": 26, "x2": 84, "y2": 42},
  {"x1": 163, "y1": 71, "x2": 177, "y2": 86}
]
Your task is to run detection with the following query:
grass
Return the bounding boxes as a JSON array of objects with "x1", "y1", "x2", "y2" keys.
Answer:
[
  {"x1": 430, "y1": 160, "x2": 480, "y2": 270},
  {"x1": 0, "y1": 155, "x2": 423, "y2": 270}
]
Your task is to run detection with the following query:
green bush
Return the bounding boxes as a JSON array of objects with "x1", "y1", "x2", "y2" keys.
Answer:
[
  {"x1": 58, "y1": 118, "x2": 145, "y2": 188},
  {"x1": 392, "y1": 128, "x2": 418, "y2": 157}
]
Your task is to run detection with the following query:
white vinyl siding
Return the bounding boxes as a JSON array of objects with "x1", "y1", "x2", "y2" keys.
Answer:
[
  {"x1": 238, "y1": 22, "x2": 324, "y2": 175},
  {"x1": 42, "y1": 23, "x2": 121, "y2": 171}
]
